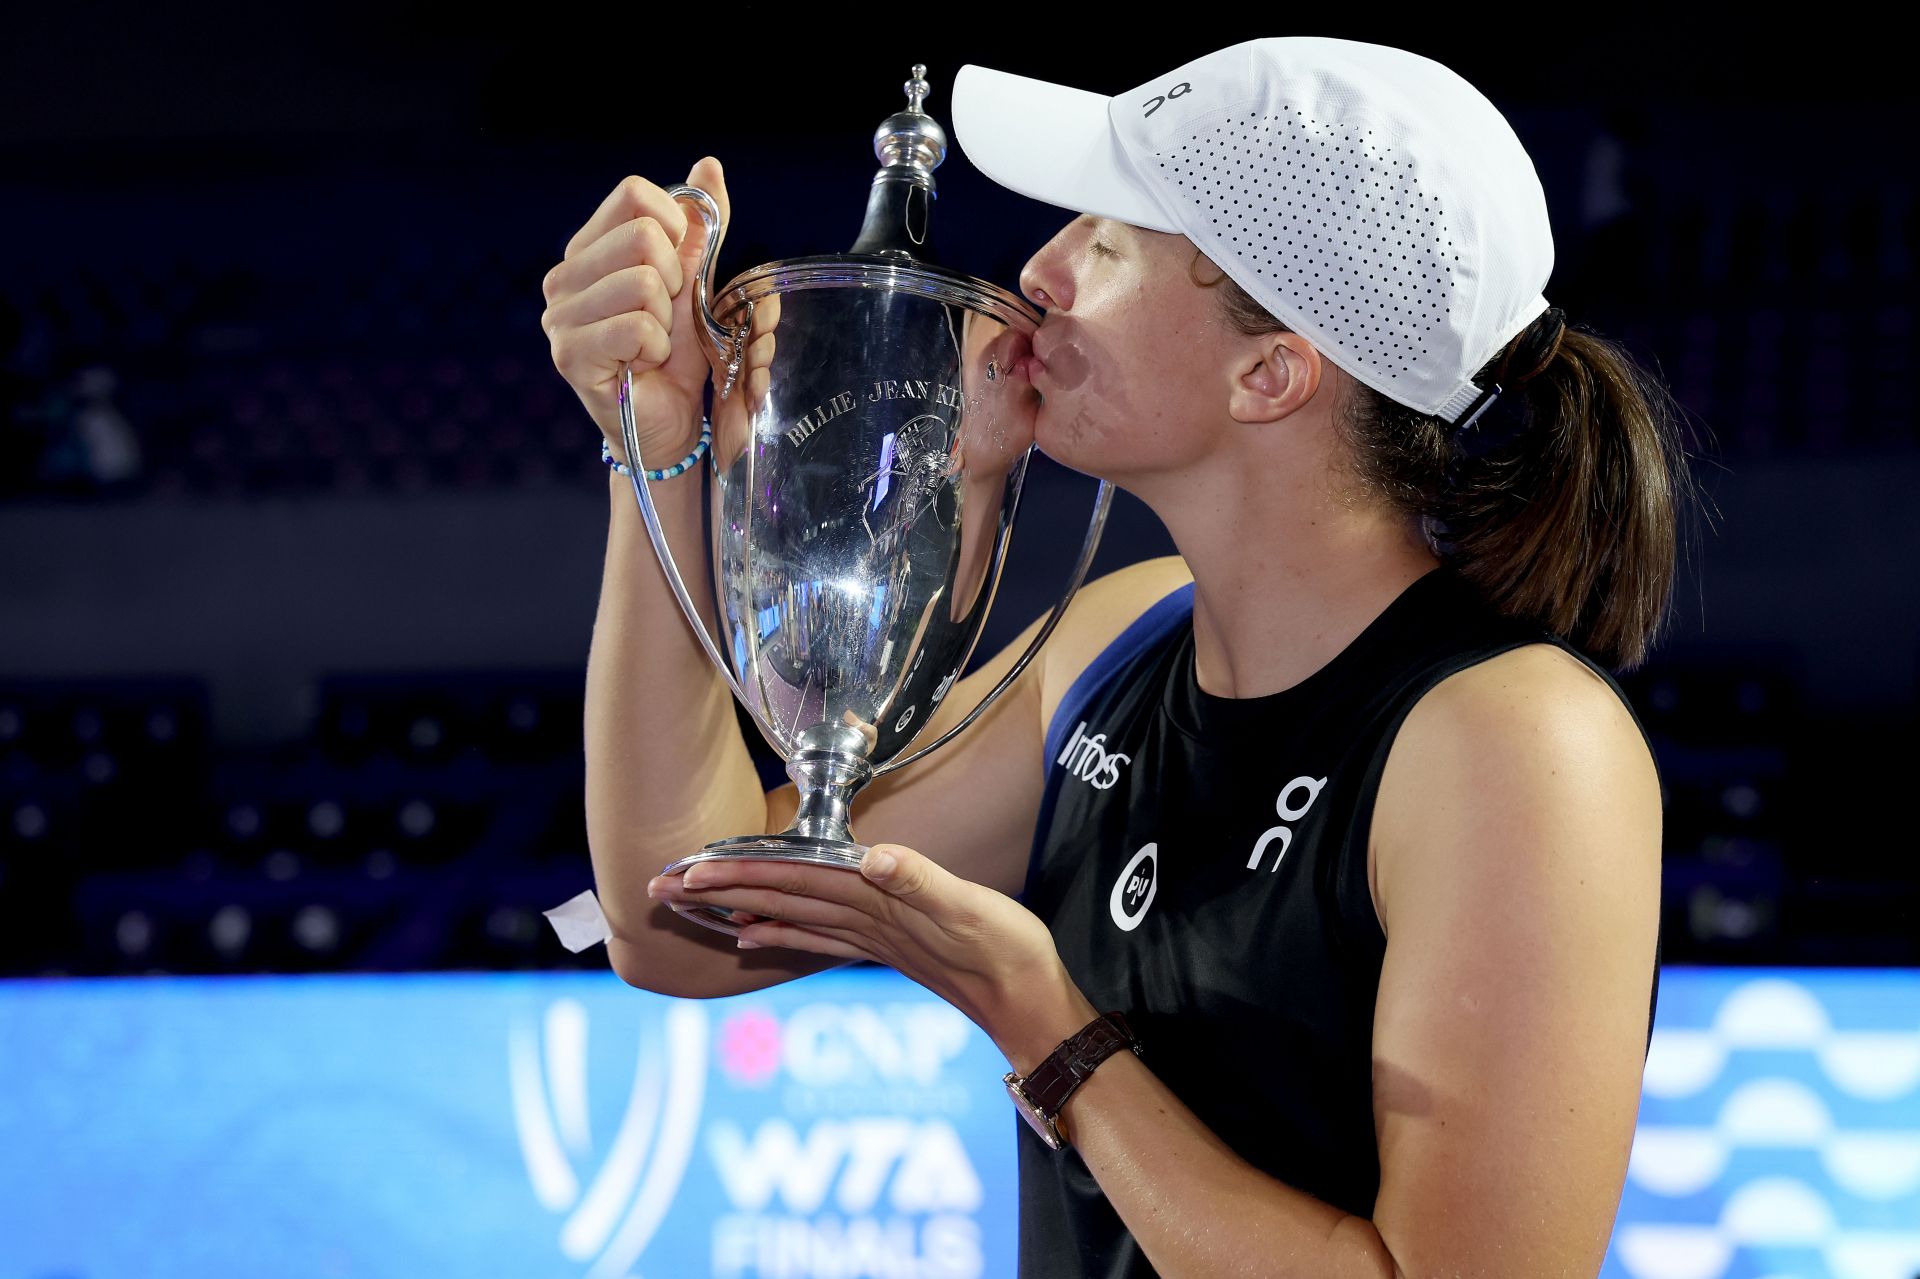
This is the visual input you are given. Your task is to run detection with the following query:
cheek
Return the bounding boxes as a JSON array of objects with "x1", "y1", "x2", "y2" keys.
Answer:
[
  {"x1": 1031, "y1": 264, "x2": 1221, "y2": 465},
  {"x1": 1042, "y1": 322, "x2": 1146, "y2": 427},
  {"x1": 1034, "y1": 369, "x2": 1184, "y2": 468},
  {"x1": 1038, "y1": 320, "x2": 1202, "y2": 462}
]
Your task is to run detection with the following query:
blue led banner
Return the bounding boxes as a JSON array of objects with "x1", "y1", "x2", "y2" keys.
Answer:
[
  {"x1": 0, "y1": 969, "x2": 1014, "y2": 1278},
  {"x1": 1, "y1": 967, "x2": 1915, "y2": 1278},
  {"x1": 1606, "y1": 969, "x2": 1920, "y2": 1279}
]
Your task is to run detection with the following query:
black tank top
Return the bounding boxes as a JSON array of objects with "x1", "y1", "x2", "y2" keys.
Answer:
[{"x1": 1015, "y1": 563, "x2": 1660, "y2": 1278}]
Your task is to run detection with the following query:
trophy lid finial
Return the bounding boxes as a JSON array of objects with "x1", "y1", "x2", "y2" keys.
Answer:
[
  {"x1": 872, "y1": 64, "x2": 946, "y2": 174},
  {"x1": 851, "y1": 63, "x2": 949, "y2": 257}
]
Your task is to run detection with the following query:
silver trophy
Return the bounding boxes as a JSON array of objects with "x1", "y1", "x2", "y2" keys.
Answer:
[{"x1": 618, "y1": 66, "x2": 1111, "y2": 935}]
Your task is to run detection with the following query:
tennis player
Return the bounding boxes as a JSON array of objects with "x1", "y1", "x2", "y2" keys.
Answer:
[{"x1": 542, "y1": 36, "x2": 1693, "y2": 1276}]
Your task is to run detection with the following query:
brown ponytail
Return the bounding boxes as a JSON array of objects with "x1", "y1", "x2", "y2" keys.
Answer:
[{"x1": 1193, "y1": 248, "x2": 1703, "y2": 673}]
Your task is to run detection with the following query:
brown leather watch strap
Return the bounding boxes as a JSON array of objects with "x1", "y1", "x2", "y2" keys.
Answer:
[{"x1": 1019, "y1": 1011, "x2": 1142, "y2": 1118}]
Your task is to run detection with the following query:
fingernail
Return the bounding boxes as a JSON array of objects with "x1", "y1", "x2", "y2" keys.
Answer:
[
  {"x1": 864, "y1": 848, "x2": 897, "y2": 878},
  {"x1": 736, "y1": 936, "x2": 761, "y2": 950},
  {"x1": 682, "y1": 867, "x2": 708, "y2": 890}
]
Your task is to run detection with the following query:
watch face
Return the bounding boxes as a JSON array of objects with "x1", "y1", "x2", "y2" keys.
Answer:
[{"x1": 1003, "y1": 1072, "x2": 1063, "y2": 1150}]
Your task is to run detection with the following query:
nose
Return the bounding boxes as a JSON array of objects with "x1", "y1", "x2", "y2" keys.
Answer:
[
  {"x1": 1017, "y1": 254, "x2": 1057, "y2": 312},
  {"x1": 1019, "y1": 220, "x2": 1081, "y2": 313}
]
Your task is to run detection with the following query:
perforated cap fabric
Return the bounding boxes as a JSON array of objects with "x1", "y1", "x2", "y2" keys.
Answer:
[{"x1": 951, "y1": 39, "x2": 1553, "y2": 421}]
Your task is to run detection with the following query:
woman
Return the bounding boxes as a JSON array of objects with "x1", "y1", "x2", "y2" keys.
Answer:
[{"x1": 542, "y1": 37, "x2": 1694, "y2": 1278}]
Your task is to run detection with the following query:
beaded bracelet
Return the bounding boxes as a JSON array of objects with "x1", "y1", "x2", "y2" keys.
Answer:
[{"x1": 602, "y1": 419, "x2": 711, "y2": 481}]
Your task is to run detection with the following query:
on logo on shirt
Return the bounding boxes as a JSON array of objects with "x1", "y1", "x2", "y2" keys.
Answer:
[{"x1": 1247, "y1": 774, "x2": 1328, "y2": 873}]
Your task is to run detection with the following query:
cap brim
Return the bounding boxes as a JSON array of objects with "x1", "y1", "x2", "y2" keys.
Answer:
[{"x1": 950, "y1": 64, "x2": 1180, "y2": 234}]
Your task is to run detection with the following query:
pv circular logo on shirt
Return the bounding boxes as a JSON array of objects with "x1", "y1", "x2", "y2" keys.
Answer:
[{"x1": 1109, "y1": 843, "x2": 1158, "y2": 932}]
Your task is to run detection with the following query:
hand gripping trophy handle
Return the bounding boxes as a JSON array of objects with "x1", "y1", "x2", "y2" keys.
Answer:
[
  {"x1": 615, "y1": 185, "x2": 767, "y2": 738},
  {"x1": 614, "y1": 72, "x2": 1112, "y2": 937}
]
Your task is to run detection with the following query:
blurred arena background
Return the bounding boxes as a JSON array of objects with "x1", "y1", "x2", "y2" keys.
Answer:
[{"x1": 0, "y1": 7, "x2": 1915, "y2": 1277}]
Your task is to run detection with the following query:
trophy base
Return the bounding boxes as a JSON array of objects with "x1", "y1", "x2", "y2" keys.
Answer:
[{"x1": 660, "y1": 834, "x2": 867, "y2": 938}]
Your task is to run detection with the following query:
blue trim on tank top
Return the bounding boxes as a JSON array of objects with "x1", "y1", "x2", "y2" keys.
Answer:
[
  {"x1": 1020, "y1": 580, "x2": 1194, "y2": 907},
  {"x1": 1042, "y1": 581, "x2": 1196, "y2": 768}
]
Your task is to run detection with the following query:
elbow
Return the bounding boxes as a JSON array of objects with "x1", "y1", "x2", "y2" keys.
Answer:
[
  {"x1": 607, "y1": 937, "x2": 655, "y2": 992},
  {"x1": 1326, "y1": 1215, "x2": 1405, "y2": 1279},
  {"x1": 608, "y1": 935, "x2": 696, "y2": 997},
  {"x1": 607, "y1": 933, "x2": 742, "y2": 1000}
]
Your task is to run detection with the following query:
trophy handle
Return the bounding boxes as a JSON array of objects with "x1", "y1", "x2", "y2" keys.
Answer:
[
  {"x1": 664, "y1": 183, "x2": 751, "y2": 399},
  {"x1": 616, "y1": 362, "x2": 787, "y2": 756},
  {"x1": 874, "y1": 473, "x2": 1115, "y2": 777}
]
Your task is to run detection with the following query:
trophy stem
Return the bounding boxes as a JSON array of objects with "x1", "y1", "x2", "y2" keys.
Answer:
[
  {"x1": 784, "y1": 747, "x2": 874, "y2": 844},
  {"x1": 658, "y1": 746, "x2": 877, "y2": 937}
]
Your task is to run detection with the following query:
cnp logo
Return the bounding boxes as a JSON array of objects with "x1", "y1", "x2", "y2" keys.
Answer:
[
  {"x1": 714, "y1": 1002, "x2": 974, "y2": 1090},
  {"x1": 508, "y1": 999, "x2": 707, "y2": 1278},
  {"x1": 782, "y1": 1002, "x2": 973, "y2": 1087},
  {"x1": 1109, "y1": 843, "x2": 1158, "y2": 932}
]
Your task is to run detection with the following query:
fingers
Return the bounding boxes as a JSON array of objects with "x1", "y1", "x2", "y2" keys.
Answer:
[
  {"x1": 550, "y1": 311, "x2": 670, "y2": 386},
  {"x1": 676, "y1": 859, "x2": 862, "y2": 896},
  {"x1": 651, "y1": 858, "x2": 888, "y2": 919},
  {"x1": 545, "y1": 215, "x2": 685, "y2": 312},
  {"x1": 543, "y1": 262, "x2": 674, "y2": 345},
  {"x1": 685, "y1": 155, "x2": 729, "y2": 227},
  {"x1": 564, "y1": 173, "x2": 692, "y2": 263},
  {"x1": 666, "y1": 156, "x2": 731, "y2": 299},
  {"x1": 663, "y1": 883, "x2": 871, "y2": 932},
  {"x1": 739, "y1": 296, "x2": 780, "y2": 409},
  {"x1": 743, "y1": 330, "x2": 776, "y2": 371},
  {"x1": 749, "y1": 292, "x2": 780, "y2": 338},
  {"x1": 859, "y1": 843, "x2": 940, "y2": 902},
  {"x1": 735, "y1": 920, "x2": 873, "y2": 960}
]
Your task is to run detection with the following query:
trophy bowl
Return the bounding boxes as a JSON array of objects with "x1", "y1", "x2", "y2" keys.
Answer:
[{"x1": 617, "y1": 68, "x2": 1111, "y2": 936}]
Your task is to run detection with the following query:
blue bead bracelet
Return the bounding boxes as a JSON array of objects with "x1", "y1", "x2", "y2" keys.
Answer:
[{"x1": 603, "y1": 420, "x2": 711, "y2": 481}]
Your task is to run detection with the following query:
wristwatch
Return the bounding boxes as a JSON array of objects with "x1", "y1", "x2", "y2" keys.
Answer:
[{"x1": 1003, "y1": 1011, "x2": 1143, "y2": 1151}]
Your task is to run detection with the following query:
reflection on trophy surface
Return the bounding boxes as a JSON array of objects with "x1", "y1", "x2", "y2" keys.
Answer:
[{"x1": 617, "y1": 65, "x2": 1112, "y2": 935}]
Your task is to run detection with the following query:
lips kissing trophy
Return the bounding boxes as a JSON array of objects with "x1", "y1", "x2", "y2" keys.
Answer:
[{"x1": 617, "y1": 66, "x2": 1112, "y2": 936}]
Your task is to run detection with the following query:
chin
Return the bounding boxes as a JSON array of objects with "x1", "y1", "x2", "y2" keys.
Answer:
[
  {"x1": 1033, "y1": 404, "x2": 1117, "y2": 481},
  {"x1": 1034, "y1": 386, "x2": 1099, "y2": 448}
]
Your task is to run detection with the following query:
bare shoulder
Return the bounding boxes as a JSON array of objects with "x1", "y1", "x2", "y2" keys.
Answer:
[
  {"x1": 1038, "y1": 555, "x2": 1193, "y2": 728},
  {"x1": 1370, "y1": 641, "x2": 1661, "y2": 929},
  {"x1": 1422, "y1": 641, "x2": 1649, "y2": 755}
]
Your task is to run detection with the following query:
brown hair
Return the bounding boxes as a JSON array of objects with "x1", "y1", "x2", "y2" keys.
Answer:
[{"x1": 1189, "y1": 249, "x2": 1703, "y2": 673}]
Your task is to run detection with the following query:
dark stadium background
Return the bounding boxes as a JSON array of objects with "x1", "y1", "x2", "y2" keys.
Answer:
[{"x1": 3, "y1": 4, "x2": 1914, "y2": 977}]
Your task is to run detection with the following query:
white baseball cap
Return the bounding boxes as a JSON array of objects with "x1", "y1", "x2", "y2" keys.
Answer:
[{"x1": 950, "y1": 38, "x2": 1554, "y2": 425}]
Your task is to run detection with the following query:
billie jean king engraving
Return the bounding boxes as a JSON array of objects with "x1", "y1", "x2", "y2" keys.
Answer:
[{"x1": 786, "y1": 378, "x2": 969, "y2": 449}]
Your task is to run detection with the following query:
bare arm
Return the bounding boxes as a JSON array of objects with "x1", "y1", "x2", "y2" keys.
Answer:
[
  {"x1": 1365, "y1": 645, "x2": 1660, "y2": 1274},
  {"x1": 585, "y1": 459, "x2": 836, "y2": 995},
  {"x1": 540, "y1": 158, "x2": 820, "y2": 994}
]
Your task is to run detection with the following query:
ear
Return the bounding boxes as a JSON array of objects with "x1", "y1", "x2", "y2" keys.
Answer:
[{"x1": 1228, "y1": 332, "x2": 1322, "y2": 425}]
